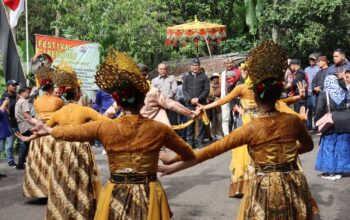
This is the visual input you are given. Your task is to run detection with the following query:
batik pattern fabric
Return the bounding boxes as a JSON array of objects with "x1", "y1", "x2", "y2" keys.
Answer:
[
  {"x1": 195, "y1": 112, "x2": 315, "y2": 220},
  {"x1": 50, "y1": 115, "x2": 196, "y2": 220},
  {"x1": 23, "y1": 95, "x2": 64, "y2": 198},
  {"x1": 23, "y1": 135, "x2": 55, "y2": 197},
  {"x1": 46, "y1": 141, "x2": 101, "y2": 220}
]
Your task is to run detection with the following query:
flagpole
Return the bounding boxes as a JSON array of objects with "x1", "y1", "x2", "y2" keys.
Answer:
[{"x1": 25, "y1": 0, "x2": 29, "y2": 82}]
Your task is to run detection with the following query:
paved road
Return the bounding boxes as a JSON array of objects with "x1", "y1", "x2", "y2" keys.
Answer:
[{"x1": 0, "y1": 135, "x2": 349, "y2": 220}]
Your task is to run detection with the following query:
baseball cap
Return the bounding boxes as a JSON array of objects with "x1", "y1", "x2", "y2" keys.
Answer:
[
  {"x1": 210, "y1": 73, "x2": 220, "y2": 80},
  {"x1": 191, "y1": 58, "x2": 200, "y2": 65},
  {"x1": 289, "y1": 59, "x2": 300, "y2": 65},
  {"x1": 6, "y1": 80, "x2": 19, "y2": 86}
]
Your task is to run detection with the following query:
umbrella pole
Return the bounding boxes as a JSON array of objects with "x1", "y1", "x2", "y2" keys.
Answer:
[{"x1": 205, "y1": 37, "x2": 214, "y2": 73}]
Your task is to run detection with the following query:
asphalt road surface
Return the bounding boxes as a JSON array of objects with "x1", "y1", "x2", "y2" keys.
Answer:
[{"x1": 0, "y1": 135, "x2": 349, "y2": 220}]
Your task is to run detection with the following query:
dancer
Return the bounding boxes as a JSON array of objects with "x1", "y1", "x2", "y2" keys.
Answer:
[
  {"x1": 18, "y1": 62, "x2": 105, "y2": 219},
  {"x1": 22, "y1": 63, "x2": 64, "y2": 198},
  {"x1": 29, "y1": 50, "x2": 196, "y2": 220},
  {"x1": 202, "y1": 66, "x2": 306, "y2": 197},
  {"x1": 159, "y1": 41, "x2": 315, "y2": 220}
]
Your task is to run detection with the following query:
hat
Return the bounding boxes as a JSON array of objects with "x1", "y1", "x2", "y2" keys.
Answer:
[
  {"x1": 289, "y1": 59, "x2": 300, "y2": 66},
  {"x1": 210, "y1": 73, "x2": 220, "y2": 80},
  {"x1": 245, "y1": 41, "x2": 288, "y2": 85},
  {"x1": 6, "y1": 80, "x2": 19, "y2": 86},
  {"x1": 309, "y1": 53, "x2": 320, "y2": 60},
  {"x1": 95, "y1": 49, "x2": 149, "y2": 94},
  {"x1": 191, "y1": 58, "x2": 200, "y2": 65},
  {"x1": 53, "y1": 62, "x2": 80, "y2": 88}
]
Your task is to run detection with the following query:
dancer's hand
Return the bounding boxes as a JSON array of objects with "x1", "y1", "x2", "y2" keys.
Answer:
[
  {"x1": 15, "y1": 132, "x2": 31, "y2": 142},
  {"x1": 299, "y1": 106, "x2": 309, "y2": 121},
  {"x1": 158, "y1": 160, "x2": 198, "y2": 176},
  {"x1": 297, "y1": 81, "x2": 306, "y2": 98},
  {"x1": 159, "y1": 151, "x2": 177, "y2": 165},
  {"x1": 29, "y1": 118, "x2": 52, "y2": 136}
]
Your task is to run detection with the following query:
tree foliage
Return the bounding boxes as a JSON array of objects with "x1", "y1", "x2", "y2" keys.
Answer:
[{"x1": 9, "y1": 0, "x2": 350, "y2": 70}]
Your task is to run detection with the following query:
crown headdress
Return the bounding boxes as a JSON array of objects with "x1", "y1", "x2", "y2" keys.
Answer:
[{"x1": 53, "y1": 62, "x2": 80, "y2": 88}]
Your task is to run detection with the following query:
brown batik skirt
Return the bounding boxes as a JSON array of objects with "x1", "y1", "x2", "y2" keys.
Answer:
[
  {"x1": 23, "y1": 135, "x2": 55, "y2": 198},
  {"x1": 46, "y1": 141, "x2": 101, "y2": 220},
  {"x1": 243, "y1": 170, "x2": 314, "y2": 220}
]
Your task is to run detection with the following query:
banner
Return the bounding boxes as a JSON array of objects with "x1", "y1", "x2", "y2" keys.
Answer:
[{"x1": 35, "y1": 34, "x2": 100, "y2": 91}]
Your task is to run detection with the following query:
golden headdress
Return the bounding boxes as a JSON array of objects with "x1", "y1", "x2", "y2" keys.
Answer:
[
  {"x1": 245, "y1": 41, "x2": 288, "y2": 85},
  {"x1": 35, "y1": 63, "x2": 54, "y2": 81},
  {"x1": 95, "y1": 49, "x2": 149, "y2": 94},
  {"x1": 53, "y1": 62, "x2": 80, "y2": 88}
]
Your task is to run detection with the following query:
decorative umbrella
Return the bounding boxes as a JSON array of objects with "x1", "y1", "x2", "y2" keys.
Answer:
[{"x1": 166, "y1": 16, "x2": 226, "y2": 67}]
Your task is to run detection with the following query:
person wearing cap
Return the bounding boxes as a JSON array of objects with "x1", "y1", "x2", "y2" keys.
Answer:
[
  {"x1": 0, "y1": 80, "x2": 19, "y2": 167},
  {"x1": 313, "y1": 56, "x2": 329, "y2": 106},
  {"x1": 151, "y1": 63, "x2": 178, "y2": 125},
  {"x1": 289, "y1": 59, "x2": 308, "y2": 113},
  {"x1": 182, "y1": 58, "x2": 210, "y2": 148},
  {"x1": 221, "y1": 58, "x2": 241, "y2": 136},
  {"x1": 305, "y1": 53, "x2": 320, "y2": 130}
]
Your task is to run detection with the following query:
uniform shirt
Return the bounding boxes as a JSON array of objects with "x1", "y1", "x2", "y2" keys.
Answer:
[
  {"x1": 151, "y1": 75, "x2": 177, "y2": 99},
  {"x1": 15, "y1": 97, "x2": 33, "y2": 133}
]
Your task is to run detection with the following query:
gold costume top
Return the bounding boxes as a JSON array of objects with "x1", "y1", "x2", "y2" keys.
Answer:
[
  {"x1": 46, "y1": 103, "x2": 108, "y2": 127},
  {"x1": 217, "y1": 84, "x2": 256, "y2": 110},
  {"x1": 195, "y1": 112, "x2": 313, "y2": 164},
  {"x1": 51, "y1": 115, "x2": 196, "y2": 173},
  {"x1": 34, "y1": 95, "x2": 64, "y2": 122}
]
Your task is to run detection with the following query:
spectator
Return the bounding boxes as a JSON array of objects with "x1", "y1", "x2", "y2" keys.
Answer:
[
  {"x1": 0, "y1": 97, "x2": 11, "y2": 178},
  {"x1": 220, "y1": 58, "x2": 241, "y2": 135},
  {"x1": 175, "y1": 76, "x2": 187, "y2": 140},
  {"x1": 313, "y1": 56, "x2": 329, "y2": 106},
  {"x1": 289, "y1": 59, "x2": 307, "y2": 112},
  {"x1": 315, "y1": 75, "x2": 350, "y2": 180},
  {"x1": 182, "y1": 58, "x2": 210, "y2": 148},
  {"x1": 327, "y1": 48, "x2": 350, "y2": 76},
  {"x1": 0, "y1": 80, "x2": 19, "y2": 167},
  {"x1": 137, "y1": 63, "x2": 151, "y2": 86},
  {"x1": 151, "y1": 63, "x2": 178, "y2": 125},
  {"x1": 345, "y1": 70, "x2": 350, "y2": 109},
  {"x1": 305, "y1": 53, "x2": 320, "y2": 130},
  {"x1": 14, "y1": 86, "x2": 34, "y2": 170},
  {"x1": 209, "y1": 73, "x2": 223, "y2": 139},
  {"x1": 53, "y1": 87, "x2": 61, "y2": 97},
  {"x1": 92, "y1": 89, "x2": 114, "y2": 115}
]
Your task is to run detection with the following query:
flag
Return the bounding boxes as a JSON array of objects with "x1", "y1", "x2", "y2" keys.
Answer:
[
  {"x1": 3, "y1": 0, "x2": 24, "y2": 28},
  {"x1": 0, "y1": 1, "x2": 26, "y2": 85}
]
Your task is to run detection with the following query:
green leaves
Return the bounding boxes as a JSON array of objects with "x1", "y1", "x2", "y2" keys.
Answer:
[{"x1": 245, "y1": 0, "x2": 258, "y2": 36}]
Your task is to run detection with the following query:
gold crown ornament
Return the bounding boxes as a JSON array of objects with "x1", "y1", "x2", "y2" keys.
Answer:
[
  {"x1": 52, "y1": 62, "x2": 80, "y2": 88},
  {"x1": 95, "y1": 49, "x2": 149, "y2": 94},
  {"x1": 35, "y1": 63, "x2": 54, "y2": 82},
  {"x1": 245, "y1": 41, "x2": 288, "y2": 85}
]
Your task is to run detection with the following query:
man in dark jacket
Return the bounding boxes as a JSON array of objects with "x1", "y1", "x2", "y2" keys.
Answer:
[
  {"x1": 313, "y1": 56, "x2": 329, "y2": 106},
  {"x1": 0, "y1": 80, "x2": 19, "y2": 167},
  {"x1": 182, "y1": 58, "x2": 210, "y2": 148},
  {"x1": 289, "y1": 59, "x2": 307, "y2": 113}
]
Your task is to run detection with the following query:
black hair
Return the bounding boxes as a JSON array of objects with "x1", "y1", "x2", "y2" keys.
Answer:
[
  {"x1": 334, "y1": 48, "x2": 346, "y2": 56},
  {"x1": 116, "y1": 90, "x2": 145, "y2": 111},
  {"x1": 19, "y1": 86, "x2": 31, "y2": 94},
  {"x1": 63, "y1": 87, "x2": 80, "y2": 101},
  {"x1": 254, "y1": 78, "x2": 283, "y2": 105},
  {"x1": 41, "y1": 83, "x2": 54, "y2": 92}
]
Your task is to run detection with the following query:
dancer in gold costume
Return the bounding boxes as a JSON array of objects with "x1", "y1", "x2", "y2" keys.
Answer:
[{"x1": 160, "y1": 41, "x2": 315, "y2": 220}]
